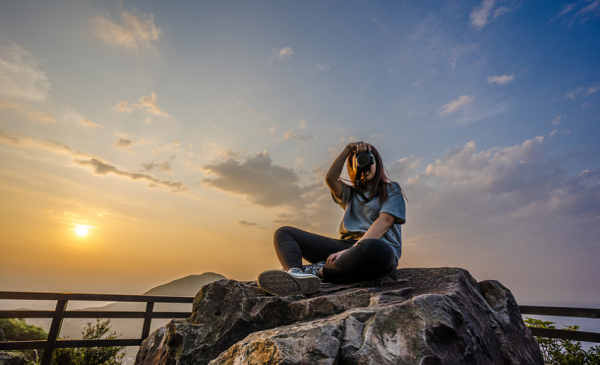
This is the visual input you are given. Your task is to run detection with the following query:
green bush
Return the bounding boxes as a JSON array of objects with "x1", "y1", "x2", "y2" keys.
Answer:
[
  {"x1": 53, "y1": 319, "x2": 125, "y2": 365},
  {"x1": 525, "y1": 317, "x2": 600, "y2": 365},
  {"x1": 0, "y1": 318, "x2": 48, "y2": 341}
]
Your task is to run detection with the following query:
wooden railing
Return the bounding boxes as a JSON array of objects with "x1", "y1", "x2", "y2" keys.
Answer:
[
  {"x1": 520, "y1": 305, "x2": 600, "y2": 343},
  {"x1": 1, "y1": 291, "x2": 599, "y2": 365},
  {"x1": 0, "y1": 291, "x2": 194, "y2": 365}
]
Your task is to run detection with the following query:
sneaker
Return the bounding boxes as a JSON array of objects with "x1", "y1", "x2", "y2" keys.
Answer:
[
  {"x1": 302, "y1": 261, "x2": 325, "y2": 277},
  {"x1": 257, "y1": 268, "x2": 321, "y2": 296}
]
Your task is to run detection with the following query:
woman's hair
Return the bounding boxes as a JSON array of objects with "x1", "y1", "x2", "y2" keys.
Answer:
[{"x1": 345, "y1": 145, "x2": 406, "y2": 203}]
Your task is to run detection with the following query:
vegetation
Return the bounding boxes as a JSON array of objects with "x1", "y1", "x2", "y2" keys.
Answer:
[
  {"x1": 525, "y1": 317, "x2": 600, "y2": 365},
  {"x1": 0, "y1": 318, "x2": 48, "y2": 341},
  {"x1": 53, "y1": 318, "x2": 125, "y2": 365},
  {"x1": 0, "y1": 318, "x2": 124, "y2": 365}
]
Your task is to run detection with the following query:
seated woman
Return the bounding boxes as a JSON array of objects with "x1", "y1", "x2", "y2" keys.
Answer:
[{"x1": 258, "y1": 141, "x2": 406, "y2": 296}]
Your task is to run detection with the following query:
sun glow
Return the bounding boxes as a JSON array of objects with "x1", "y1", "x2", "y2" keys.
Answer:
[{"x1": 73, "y1": 225, "x2": 90, "y2": 237}]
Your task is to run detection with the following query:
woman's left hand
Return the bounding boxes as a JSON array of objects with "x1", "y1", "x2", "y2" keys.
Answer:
[{"x1": 327, "y1": 249, "x2": 347, "y2": 264}]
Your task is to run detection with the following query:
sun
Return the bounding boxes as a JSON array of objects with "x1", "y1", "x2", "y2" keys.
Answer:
[{"x1": 73, "y1": 225, "x2": 90, "y2": 237}]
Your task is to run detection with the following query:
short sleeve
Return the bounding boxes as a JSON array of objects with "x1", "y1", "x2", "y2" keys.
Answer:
[
  {"x1": 331, "y1": 182, "x2": 352, "y2": 209},
  {"x1": 380, "y1": 183, "x2": 406, "y2": 224}
]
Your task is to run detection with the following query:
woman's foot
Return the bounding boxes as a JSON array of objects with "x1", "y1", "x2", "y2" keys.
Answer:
[
  {"x1": 257, "y1": 268, "x2": 321, "y2": 296},
  {"x1": 302, "y1": 262, "x2": 325, "y2": 278}
]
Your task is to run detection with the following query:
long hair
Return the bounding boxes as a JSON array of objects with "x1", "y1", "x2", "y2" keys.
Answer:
[{"x1": 345, "y1": 145, "x2": 406, "y2": 203}]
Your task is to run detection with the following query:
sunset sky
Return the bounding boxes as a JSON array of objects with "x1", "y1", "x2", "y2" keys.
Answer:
[{"x1": 1, "y1": 0, "x2": 599, "y2": 309}]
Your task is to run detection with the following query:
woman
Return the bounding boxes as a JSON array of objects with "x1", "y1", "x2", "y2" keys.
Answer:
[{"x1": 258, "y1": 141, "x2": 406, "y2": 296}]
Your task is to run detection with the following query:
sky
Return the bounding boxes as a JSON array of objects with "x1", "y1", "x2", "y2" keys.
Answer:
[{"x1": 1, "y1": 0, "x2": 599, "y2": 311}]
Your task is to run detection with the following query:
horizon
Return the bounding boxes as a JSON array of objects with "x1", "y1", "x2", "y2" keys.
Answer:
[{"x1": 1, "y1": 0, "x2": 599, "y2": 312}]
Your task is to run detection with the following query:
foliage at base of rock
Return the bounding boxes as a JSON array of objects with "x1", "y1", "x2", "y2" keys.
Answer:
[{"x1": 525, "y1": 317, "x2": 600, "y2": 365}]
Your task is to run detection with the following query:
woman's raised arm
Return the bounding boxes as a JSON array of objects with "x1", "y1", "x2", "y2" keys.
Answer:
[{"x1": 326, "y1": 142, "x2": 369, "y2": 200}]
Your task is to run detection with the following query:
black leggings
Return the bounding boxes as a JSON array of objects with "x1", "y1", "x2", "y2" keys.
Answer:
[{"x1": 274, "y1": 226, "x2": 398, "y2": 283}]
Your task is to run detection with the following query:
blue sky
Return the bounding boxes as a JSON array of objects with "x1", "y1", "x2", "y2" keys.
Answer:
[{"x1": 1, "y1": 0, "x2": 599, "y2": 312}]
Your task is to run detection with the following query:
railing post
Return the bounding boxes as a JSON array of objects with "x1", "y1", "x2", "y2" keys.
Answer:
[
  {"x1": 41, "y1": 299, "x2": 68, "y2": 365},
  {"x1": 141, "y1": 302, "x2": 155, "y2": 341}
]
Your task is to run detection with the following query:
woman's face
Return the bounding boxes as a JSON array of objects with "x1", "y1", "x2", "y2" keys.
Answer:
[{"x1": 352, "y1": 154, "x2": 377, "y2": 184}]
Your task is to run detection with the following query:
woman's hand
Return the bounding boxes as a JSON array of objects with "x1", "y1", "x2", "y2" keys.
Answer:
[
  {"x1": 346, "y1": 141, "x2": 371, "y2": 154},
  {"x1": 327, "y1": 249, "x2": 347, "y2": 264}
]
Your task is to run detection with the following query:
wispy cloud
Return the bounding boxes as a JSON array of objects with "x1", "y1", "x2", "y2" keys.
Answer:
[
  {"x1": 283, "y1": 129, "x2": 317, "y2": 141},
  {"x1": 470, "y1": 0, "x2": 496, "y2": 31},
  {"x1": 551, "y1": 114, "x2": 565, "y2": 125},
  {"x1": 315, "y1": 62, "x2": 331, "y2": 71},
  {"x1": 0, "y1": 102, "x2": 55, "y2": 124},
  {"x1": 79, "y1": 119, "x2": 103, "y2": 129},
  {"x1": 439, "y1": 95, "x2": 474, "y2": 115},
  {"x1": 75, "y1": 159, "x2": 187, "y2": 192},
  {"x1": 237, "y1": 220, "x2": 265, "y2": 229},
  {"x1": 114, "y1": 138, "x2": 133, "y2": 149},
  {"x1": 565, "y1": 84, "x2": 600, "y2": 99},
  {"x1": 0, "y1": 130, "x2": 92, "y2": 157},
  {"x1": 269, "y1": 47, "x2": 294, "y2": 62},
  {"x1": 90, "y1": 9, "x2": 161, "y2": 53},
  {"x1": 142, "y1": 161, "x2": 172, "y2": 173},
  {"x1": 111, "y1": 92, "x2": 170, "y2": 117},
  {"x1": 0, "y1": 42, "x2": 51, "y2": 103},
  {"x1": 487, "y1": 74, "x2": 515, "y2": 85}
]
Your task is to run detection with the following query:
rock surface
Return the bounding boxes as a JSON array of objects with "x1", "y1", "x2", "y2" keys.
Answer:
[
  {"x1": 0, "y1": 352, "x2": 27, "y2": 365},
  {"x1": 135, "y1": 268, "x2": 543, "y2": 365}
]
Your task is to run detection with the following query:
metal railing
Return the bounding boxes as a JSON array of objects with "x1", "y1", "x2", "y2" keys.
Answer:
[
  {"x1": 520, "y1": 305, "x2": 600, "y2": 343},
  {"x1": 0, "y1": 291, "x2": 194, "y2": 365},
  {"x1": 1, "y1": 291, "x2": 599, "y2": 365}
]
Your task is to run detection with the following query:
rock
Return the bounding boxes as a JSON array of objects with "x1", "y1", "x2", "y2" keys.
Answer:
[
  {"x1": 135, "y1": 268, "x2": 543, "y2": 365},
  {"x1": 0, "y1": 352, "x2": 27, "y2": 365}
]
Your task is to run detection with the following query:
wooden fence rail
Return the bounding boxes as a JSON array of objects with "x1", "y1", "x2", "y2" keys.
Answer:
[
  {"x1": 0, "y1": 291, "x2": 194, "y2": 365},
  {"x1": 1, "y1": 291, "x2": 599, "y2": 365}
]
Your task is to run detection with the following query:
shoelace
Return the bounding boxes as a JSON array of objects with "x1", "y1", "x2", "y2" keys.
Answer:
[{"x1": 302, "y1": 262, "x2": 325, "y2": 277}]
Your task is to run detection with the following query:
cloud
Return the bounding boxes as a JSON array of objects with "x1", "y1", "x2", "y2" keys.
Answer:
[
  {"x1": 75, "y1": 158, "x2": 187, "y2": 193},
  {"x1": 585, "y1": 85, "x2": 600, "y2": 96},
  {"x1": 399, "y1": 135, "x2": 600, "y2": 303},
  {"x1": 0, "y1": 42, "x2": 51, "y2": 103},
  {"x1": 565, "y1": 84, "x2": 600, "y2": 99},
  {"x1": 79, "y1": 119, "x2": 103, "y2": 128},
  {"x1": 315, "y1": 62, "x2": 331, "y2": 71},
  {"x1": 0, "y1": 131, "x2": 186, "y2": 193},
  {"x1": 142, "y1": 161, "x2": 172, "y2": 173},
  {"x1": 111, "y1": 92, "x2": 169, "y2": 117},
  {"x1": 570, "y1": 1, "x2": 600, "y2": 26},
  {"x1": 493, "y1": 6, "x2": 510, "y2": 18},
  {"x1": 112, "y1": 100, "x2": 134, "y2": 113},
  {"x1": 487, "y1": 74, "x2": 515, "y2": 85},
  {"x1": 90, "y1": 10, "x2": 161, "y2": 53},
  {"x1": 298, "y1": 120, "x2": 307, "y2": 129},
  {"x1": 270, "y1": 47, "x2": 294, "y2": 62},
  {"x1": 138, "y1": 92, "x2": 169, "y2": 116},
  {"x1": 200, "y1": 151, "x2": 315, "y2": 208},
  {"x1": 0, "y1": 102, "x2": 55, "y2": 124},
  {"x1": 551, "y1": 114, "x2": 565, "y2": 125},
  {"x1": 276, "y1": 47, "x2": 293, "y2": 59},
  {"x1": 439, "y1": 95, "x2": 474, "y2": 115},
  {"x1": 389, "y1": 155, "x2": 426, "y2": 180},
  {"x1": 115, "y1": 138, "x2": 133, "y2": 148},
  {"x1": 0, "y1": 130, "x2": 93, "y2": 157},
  {"x1": 284, "y1": 129, "x2": 317, "y2": 141},
  {"x1": 470, "y1": 0, "x2": 496, "y2": 31},
  {"x1": 218, "y1": 148, "x2": 241, "y2": 160},
  {"x1": 237, "y1": 220, "x2": 265, "y2": 229}
]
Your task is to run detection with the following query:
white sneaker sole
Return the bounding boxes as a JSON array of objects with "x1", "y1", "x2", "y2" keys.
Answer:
[{"x1": 257, "y1": 269, "x2": 321, "y2": 296}]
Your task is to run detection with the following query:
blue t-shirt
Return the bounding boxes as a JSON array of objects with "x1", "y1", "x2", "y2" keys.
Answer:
[{"x1": 331, "y1": 181, "x2": 406, "y2": 259}]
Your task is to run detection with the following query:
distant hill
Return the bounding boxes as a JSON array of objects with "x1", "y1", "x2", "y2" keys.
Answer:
[{"x1": 24, "y1": 272, "x2": 226, "y2": 364}]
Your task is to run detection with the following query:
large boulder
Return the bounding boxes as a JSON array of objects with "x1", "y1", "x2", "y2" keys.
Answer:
[{"x1": 135, "y1": 268, "x2": 543, "y2": 365}]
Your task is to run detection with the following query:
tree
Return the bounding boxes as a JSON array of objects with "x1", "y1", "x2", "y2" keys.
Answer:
[
  {"x1": 53, "y1": 319, "x2": 124, "y2": 365},
  {"x1": 525, "y1": 317, "x2": 600, "y2": 365},
  {"x1": 0, "y1": 318, "x2": 48, "y2": 341}
]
